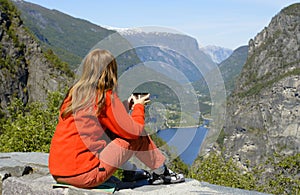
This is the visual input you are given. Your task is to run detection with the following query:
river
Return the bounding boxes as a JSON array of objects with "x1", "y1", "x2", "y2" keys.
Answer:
[{"x1": 157, "y1": 121, "x2": 208, "y2": 165}]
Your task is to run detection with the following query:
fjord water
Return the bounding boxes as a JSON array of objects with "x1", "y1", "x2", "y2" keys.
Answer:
[{"x1": 157, "y1": 121, "x2": 208, "y2": 165}]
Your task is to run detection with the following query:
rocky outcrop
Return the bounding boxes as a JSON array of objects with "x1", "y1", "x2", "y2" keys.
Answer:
[
  {"x1": 223, "y1": 3, "x2": 300, "y2": 169},
  {"x1": 0, "y1": 152, "x2": 270, "y2": 195},
  {"x1": 0, "y1": 0, "x2": 72, "y2": 115}
]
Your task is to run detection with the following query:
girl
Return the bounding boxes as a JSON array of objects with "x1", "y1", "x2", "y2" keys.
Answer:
[{"x1": 48, "y1": 49, "x2": 184, "y2": 188}]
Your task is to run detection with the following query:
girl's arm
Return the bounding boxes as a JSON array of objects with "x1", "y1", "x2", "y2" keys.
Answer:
[{"x1": 99, "y1": 91, "x2": 145, "y2": 139}]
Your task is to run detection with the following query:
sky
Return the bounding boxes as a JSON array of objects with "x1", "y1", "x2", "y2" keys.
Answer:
[{"x1": 24, "y1": 0, "x2": 299, "y2": 50}]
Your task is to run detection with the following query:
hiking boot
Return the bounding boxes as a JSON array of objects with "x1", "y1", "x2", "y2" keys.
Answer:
[
  {"x1": 122, "y1": 169, "x2": 151, "y2": 182},
  {"x1": 150, "y1": 165, "x2": 185, "y2": 185}
]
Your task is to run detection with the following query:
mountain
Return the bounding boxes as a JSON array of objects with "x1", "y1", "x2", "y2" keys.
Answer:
[
  {"x1": 218, "y1": 46, "x2": 248, "y2": 94},
  {"x1": 117, "y1": 29, "x2": 222, "y2": 120},
  {"x1": 12, "y1": 0, "x2": 247, "y2": 129},
  {"x1": 13, "y1": 0, "x2": 141, "y2": 73},
  {"x1": 13, "y1": 0, "x2": 218, "y2": 85},
  {"x1": 118, "y1": 29, "x2": 216, "y2": 83},
  {"x1": 222, "y1": 2, "x2": 300, "y2": 176},
  {"x1": 13, "y1": 0, "x2": 113, "y2": 68},
  {"x1": 12, "y1": 0, "x2": 221, "y2": 129},
  {"x1": 0, "y1": 0, "x2": 72, "y2": 115},
  {"x1": 13, "y1": 0, "x2": 221, "y2": 89},
  {"x1": 201, "y1": 45, "x2": 233, "y2": 64}
]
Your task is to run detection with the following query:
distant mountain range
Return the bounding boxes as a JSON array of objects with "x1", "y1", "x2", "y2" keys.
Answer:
[
  {"x1": 12, "y1": 0, "x2": 248, "y2": 120},
  {"x1": 201, "y1": 45, "x2": 233, "y2": 64},
  {"x1": 117, "y1": 29, "x2": 215, "y2": 83},
  {"x1": 13, "y1": 1, "x2": 245, "y2": 86}
]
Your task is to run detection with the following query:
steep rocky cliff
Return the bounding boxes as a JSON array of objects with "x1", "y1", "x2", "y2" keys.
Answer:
[
  {"x1": 0, "y1": 0, "x2": 72, "y2": 115},
  {"x1": 223, "y1": 3, "x2": 300, "y2": 169}
]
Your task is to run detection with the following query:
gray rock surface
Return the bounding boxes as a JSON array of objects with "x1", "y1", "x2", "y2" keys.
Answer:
[
  {"x1": 223, "y1": 3, "x2": 300, "y2": 169},
  {"x1": 0, "y1": 152, "x2": 270, "y2": 195},
  {"x1": 0, "y1": 6, "x2": 72, "y2": 115}
]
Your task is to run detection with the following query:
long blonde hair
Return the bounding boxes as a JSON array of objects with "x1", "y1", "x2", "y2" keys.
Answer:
[{"x1": 61, "y1": 49, "x2": 118, "y2": 118}]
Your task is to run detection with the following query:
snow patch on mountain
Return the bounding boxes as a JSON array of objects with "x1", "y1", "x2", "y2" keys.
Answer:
[
  {"x1": 201, "y1": 45, "x2": 233, "y2": 64},
  {"x1": 104, "y1": 26, "x2": 184, "y2": 37}
]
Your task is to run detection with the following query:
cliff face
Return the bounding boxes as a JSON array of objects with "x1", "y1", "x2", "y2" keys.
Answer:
[
  {"x1": 223, "y1": 4, "x2": 300, "y2": 168},
  {"x1": 0, "y1": 0, "x2": 72, "y2": 114}
]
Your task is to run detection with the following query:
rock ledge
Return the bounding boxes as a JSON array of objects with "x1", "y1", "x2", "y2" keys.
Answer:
[{"x1": 0, "y1": 152, "x2": 270, "y2": 195}]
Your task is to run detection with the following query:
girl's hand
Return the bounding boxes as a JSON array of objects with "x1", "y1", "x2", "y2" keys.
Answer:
[{"x1": 129, "y1": 93, "x2": 150, "y2": 109}]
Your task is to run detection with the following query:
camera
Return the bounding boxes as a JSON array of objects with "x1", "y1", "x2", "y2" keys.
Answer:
[
  {"x1": 132, "y1": 92, "x2": 150, "y2": 100},
  {"x1": 129, "y1": 92, "x2": 150, "y2": 110}
]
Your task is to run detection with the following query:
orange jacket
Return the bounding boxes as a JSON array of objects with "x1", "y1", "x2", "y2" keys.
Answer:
[{"x1": 49, "y1": 90, "x2": 145, "y2": 176}]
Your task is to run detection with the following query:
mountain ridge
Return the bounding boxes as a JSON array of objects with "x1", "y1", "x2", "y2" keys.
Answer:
[
  {"x1": 13, "y1": 0, "x2": 116, "y2": 69},
  {"x1": 218, "y1": 45, "x2": 248, "y2": 94},
  {"x1": 220, "y1": 2, "x2": 300, "y2": 185}
]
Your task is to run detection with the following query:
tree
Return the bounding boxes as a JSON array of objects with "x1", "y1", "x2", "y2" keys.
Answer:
[{"x1": 0, "y1": 91, "x2": 63, "y2": 152}]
